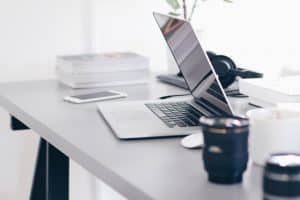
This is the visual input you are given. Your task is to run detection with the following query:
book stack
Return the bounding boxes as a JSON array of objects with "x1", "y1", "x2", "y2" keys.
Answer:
[
  {"x1": 56, "y1": 52, "x2": 150, "y2": 88},
  {"x1": 239, "y1": 76, "x2": 300, "y2": 107}
]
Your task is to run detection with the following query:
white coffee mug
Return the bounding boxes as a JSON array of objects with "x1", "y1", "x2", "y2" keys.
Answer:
[{"x1": 247, "y1": 108, "x2": 300, "y2": 166}]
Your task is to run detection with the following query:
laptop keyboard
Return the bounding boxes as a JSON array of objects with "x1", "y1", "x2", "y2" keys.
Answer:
[{"x1": 145, "y1": 102, "x2": 203, "y2": 128}]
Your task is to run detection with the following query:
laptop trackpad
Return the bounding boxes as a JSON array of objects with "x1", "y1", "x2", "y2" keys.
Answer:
[{"x1": 98, "y1": 102, "x2": 166, "y2": 133}]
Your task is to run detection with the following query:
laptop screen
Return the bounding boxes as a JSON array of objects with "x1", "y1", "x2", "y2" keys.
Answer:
[{"x1": 154, "y1": 12, "x2": 233, "y2": 116}]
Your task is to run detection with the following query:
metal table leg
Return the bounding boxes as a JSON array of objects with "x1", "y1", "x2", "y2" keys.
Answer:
[
  {"x1": 45, "y1": 141, "x2": 69, "y2": 200},
  {"x1": 10, "y1": 116, "x2": 69, "y2": 200},
  {"x1": 30, "y1": 139, "x2": 47, "y2": 200},
  {"x1": 10, "y1": 115, "x2": 29, "y2": 130}
]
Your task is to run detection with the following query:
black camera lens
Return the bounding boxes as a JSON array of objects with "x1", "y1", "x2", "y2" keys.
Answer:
[
  {"x1": 199, "y1": 116, "x2": 249, "y2": 184},
  {"x1": 263, "y1": 153, "x2": 300, "y2": 200}
]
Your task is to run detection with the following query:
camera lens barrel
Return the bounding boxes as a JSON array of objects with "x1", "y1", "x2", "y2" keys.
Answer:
[
  {"x1": 200, "y1": 116, "x2": 249, "y2": 184},
  {"x1": 263, "y1": 154, "x2": 300, "y2": 200}
]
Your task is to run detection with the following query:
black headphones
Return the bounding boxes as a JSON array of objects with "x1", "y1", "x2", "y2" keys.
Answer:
[{"x1": 206, "y1": 51, "x2": 263, "y2": 88}]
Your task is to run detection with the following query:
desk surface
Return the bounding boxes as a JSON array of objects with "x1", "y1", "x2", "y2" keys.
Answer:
[{"x1": 0, "y1": 78, "x2": 262, "y2": 200}]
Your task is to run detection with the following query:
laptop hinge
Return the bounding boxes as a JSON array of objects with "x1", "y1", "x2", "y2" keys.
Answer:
[{"x1": 193, "y1": 98, "x2": 228, "y2": 117}]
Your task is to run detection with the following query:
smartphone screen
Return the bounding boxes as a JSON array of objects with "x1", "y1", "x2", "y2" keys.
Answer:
[{"x1": 71, "y1": 91, "x2": 119, "y2": 100}]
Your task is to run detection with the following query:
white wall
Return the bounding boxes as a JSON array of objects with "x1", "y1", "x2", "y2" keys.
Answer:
[
  {"x1": 91, "y1": 0, "x2": 169, "y2": 70},
  {"x1": 93, "y1": 0, "x2": 300, "y2": 77},
  {"x1": 0, "y1": 0, "x2": 87, "y2": 82},
  {"x1": 191, "y1": 0, "x2": 300, "y2": 78},
  {"x1": 2, "y1": 0, "x2": 300, "y2": 80},
  {"x1": 1, "y1": 0, "x2": 300, "y2": 81}
]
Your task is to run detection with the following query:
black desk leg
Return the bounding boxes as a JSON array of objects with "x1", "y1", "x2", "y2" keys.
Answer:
[
  {"x1": 46, "y1": 141, "x2": 69, "y2": 200},
  {"x1": 30, "y1": 139, "x2": 46, "y2": 200},
  {"x1": 10, "y1": 116, "x2": 69, "y2": 200},
  {"x1": 30, "y1": 139, "x2": 69, "y2": 200},
  {"x1": 10, "y1": 115, "x2": 29, "y2": 130}
]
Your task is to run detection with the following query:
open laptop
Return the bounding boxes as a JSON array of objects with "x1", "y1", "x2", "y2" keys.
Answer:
[{"x1": 97, "y1": 12, "x2": 234, "y2": 139}]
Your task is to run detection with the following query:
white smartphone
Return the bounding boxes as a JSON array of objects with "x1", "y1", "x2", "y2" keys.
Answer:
[{"x1": 64, "y1": 90, "x2": 127, "y2": 104}]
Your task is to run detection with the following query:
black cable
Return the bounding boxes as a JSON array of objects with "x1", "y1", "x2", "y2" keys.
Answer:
[
  {"x1": 226, "y1": 89, "x2": 239, "y2": 93},
  {"x1": 226, "y1": 89, "x2": 248, "y2": 98},
  {"x1": 159, "y1": 94, "x2": 190, "y2": 99},
  {"x1": 159, "y1": 90, "x2": 248, "y2": 100}
]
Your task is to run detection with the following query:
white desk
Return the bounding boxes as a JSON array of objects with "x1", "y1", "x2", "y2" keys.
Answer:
[{"x1": 0, "y1": 77, "x2": 262, "y2": 200}]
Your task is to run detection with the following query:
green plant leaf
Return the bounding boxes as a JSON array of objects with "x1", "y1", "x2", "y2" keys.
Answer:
[
  {"x1": 168, "y1": 11, "x2": 180, "y2": 16},
  {"x1": 166, "y1": 0, "x2": 180, "y2": 11},
  {"x1": 223, "y1": 0, "x2": 233, "y2": 3}
]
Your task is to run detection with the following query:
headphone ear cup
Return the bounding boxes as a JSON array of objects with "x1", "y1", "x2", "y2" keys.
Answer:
[
  {"x1": 206, "y1": 51, "x2": 217, "y2": 61},
  {"x1": 210, "y1": 55, "x2": 236, "y2": 88}
]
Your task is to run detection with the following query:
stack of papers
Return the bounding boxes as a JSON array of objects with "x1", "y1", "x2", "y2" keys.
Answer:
[
  {"x1": 56, "y1": 52, "x2": 150, "y2": 88},
  {"x1": 239, "y1": 76, "x2": 300, "y2": 107}
]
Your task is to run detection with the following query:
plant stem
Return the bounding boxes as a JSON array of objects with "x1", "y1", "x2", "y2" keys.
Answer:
[
  {"x1": 188, "y1": 0, "x2": 199, "y2": 21},
  {"x1": 182, "y1": 0, "x2": 187, "y2": 20}
]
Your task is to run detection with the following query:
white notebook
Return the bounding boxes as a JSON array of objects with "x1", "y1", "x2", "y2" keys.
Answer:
[{"x1": 239, "y1": 76, "x2": 300, "y2": 107}]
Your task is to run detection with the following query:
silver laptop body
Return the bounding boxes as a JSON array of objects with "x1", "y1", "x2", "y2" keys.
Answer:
[{"x1": 97, "y1": 12, "x2": 234, "y2": 139}]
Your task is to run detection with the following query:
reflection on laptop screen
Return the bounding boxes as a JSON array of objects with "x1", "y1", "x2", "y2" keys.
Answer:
[{"x1": 154, "y1": 12, "x2": 233, "y2": 116}]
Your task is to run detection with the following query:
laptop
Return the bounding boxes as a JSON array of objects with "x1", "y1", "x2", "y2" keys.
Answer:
[{"x1": 97, "y1": 12, "x2": 234, "y2": 139}]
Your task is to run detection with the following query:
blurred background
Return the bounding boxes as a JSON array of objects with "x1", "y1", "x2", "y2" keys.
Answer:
[{"x1": 1, "y1": 0, "x2": 300, "y2": 199}]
